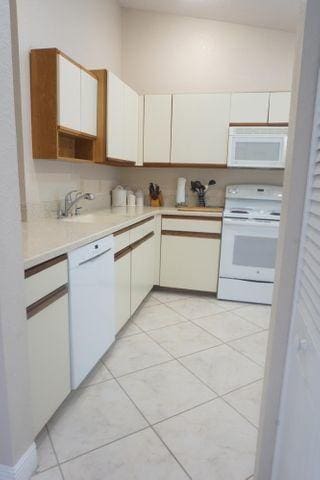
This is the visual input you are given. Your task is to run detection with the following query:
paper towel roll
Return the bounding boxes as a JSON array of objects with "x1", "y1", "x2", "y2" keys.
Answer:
[{"x1": 176, "y1": 177, "x2": 186, "y2": 205}]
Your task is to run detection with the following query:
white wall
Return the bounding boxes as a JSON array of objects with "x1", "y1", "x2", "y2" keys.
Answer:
[
  {"x1": 0, "y1": 0, "x2": 34, "y2": 470},
  {"x1": 16, "y1": 0, "x2": 122, "y2": 219},
  {"x1": 122, "y1": 9, "x2": 296, "y2": 94}
]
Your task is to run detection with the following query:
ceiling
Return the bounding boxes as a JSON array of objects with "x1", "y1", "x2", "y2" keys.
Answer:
[{"x1": 118, "y1": 0, "x2": 300, "y2": 32}]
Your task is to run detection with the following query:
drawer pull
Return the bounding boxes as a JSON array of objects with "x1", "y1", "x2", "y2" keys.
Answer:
[
  {"x1": 27, "y1": 284, "x2": 68, "y2": 319},
  {"x1": 162, "y1": 230, "x2": 220, "y2": 239},
  {"x1": 114, "y1": 216, "x2": 154, "y2": 236},
  {"x1": 25, "y1": 254, "x2": 67, "y2": 278},
  {"x1": 131, "y1": 232, "x2": 154, "y2": 251}
]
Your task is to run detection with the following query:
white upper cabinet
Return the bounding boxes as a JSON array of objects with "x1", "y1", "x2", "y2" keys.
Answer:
[
  {"x1": 144, "y1": 95, "x2": 172, "y2": 164},
  {"x1": 230, "y1": 92, "x2": 270, "y2": 123},
  {"x1": 107, "y1": 72, "x2": 139, "y2": 162},
  {"x1": 269, "y1": 92, "x2": 291, "y2": 123},
  {"x1": 80, "y1": 70, "x2": 98, "y2": 136},
  {"x1": 171, "y1": 93, "x2": 231, "y2": 165},
  {"x1": 136, "y1": 96, "x2": 144, "y2": 166},
  {"x1": 107, "y1": 72, "x2": 125, "y2": 160},
  {"x1": 124, "y1": 85, "x2": 139, "y2": 163},
  {"x1": 57, "y1": 54, "x2": 81, "y2": 132}
]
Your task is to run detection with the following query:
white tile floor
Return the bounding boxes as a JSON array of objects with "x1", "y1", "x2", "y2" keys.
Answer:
[{"x1": 32, "y1": 289, "x2": 271, "y2": 480}]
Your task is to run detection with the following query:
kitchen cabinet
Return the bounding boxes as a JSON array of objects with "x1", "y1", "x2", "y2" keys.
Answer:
[
  {"x1": 58, "y1": 54, "x2": 81, "y2": 132},
  {"x1": 144, "y1": 95, "x2": 172, "y2": 164},
  {"x1": 131, "y1": 233, "x2": 155, "y2": 314},
  {"x1": 25, "y1": 255, "x2": 70, "y2": 436},
  {"x1": 171, "y1": 94, "x2": 231, "y2": 165},
  {"x1": 114, "y1": 249, "x2": 131, "y2": 333},
  {"x1": 80, "y1": 69, "x2": 98, "y2": 136},
  {"x1": 107, "y1": 72, "x2": 139, "y2": 164},
  {"x1": 160, "y1": 216, "x2": 221, "y2": 292},
  {"x1": 230, "y1": 92, "x2": 270, "y2": 123},
  {"x1": 30, "y1": 49, "x2": 99, "y2": 163},
  {"x1": 124, "y1": 85, "x2": 139, "y2": 163},
  {"x1": 269, "y1": 92, "x2": 291, "y2": 123}
]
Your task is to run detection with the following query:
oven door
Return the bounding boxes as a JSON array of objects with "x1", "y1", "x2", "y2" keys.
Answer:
[
  {"x1": 228, "y1": 134, "x2": 287, "y2": 168},
  {"x1": 219, "y1": 218, "x2": 279, "y2": 282}
]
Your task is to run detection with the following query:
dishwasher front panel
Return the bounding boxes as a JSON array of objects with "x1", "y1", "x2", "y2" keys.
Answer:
[{"x1": 68, "y1": 236, "x2": 115, "y2": 389}]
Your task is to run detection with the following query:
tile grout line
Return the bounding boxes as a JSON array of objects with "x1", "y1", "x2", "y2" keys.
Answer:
[
  {"x1": 161, "y1": 299, "x2": 269, "y2": 369},
  {"x1": 45, "y1": 425, "x2": 66, "y2": 480},
  {"x1": 108, "y1": 368, "x2": 194, "y2": 480},
  {"x1": 139, "y1": 325, "x2": 264, "y2": 431}
]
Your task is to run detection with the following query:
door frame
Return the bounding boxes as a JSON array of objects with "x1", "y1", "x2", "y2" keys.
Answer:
[{"x1": 254, "y1": 0, "x2": 320, "y2": 478}]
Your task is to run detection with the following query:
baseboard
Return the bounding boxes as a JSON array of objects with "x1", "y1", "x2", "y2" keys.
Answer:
[{"x1": 0, "y1": 443, "x2": 37, "y2": 480}]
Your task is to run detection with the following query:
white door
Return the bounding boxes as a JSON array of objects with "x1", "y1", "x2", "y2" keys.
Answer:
[
  {"x1": 123, "y1": 85, "x2": 139, "y2": 163},
  {"x1": 160, "y1": 234, "x2": 220, "y2": 292},
  {"x1": 131, "y1": 235, "x2": 155, "y2": 314},
  {"x1": 219, "y1": 218, "x2": 280, "y2": 282},
  {"x1": 269, "y1": 92, "x2": 291, "y2": 123},
  {"x1": 107, "y1": 72, "x2": 125, "y2": 160},
  {"x1": 80, "y1": 70, "x2": 98, "y2": 136},
  {"x1": 171, "y1": 93, "x2": 230, "y2": 165},
  {"x1": 230, "y1": 92, "x2": 270, "y2": 123},
  {"x1": 144, "y1": 95, "x2": 172, "y2": 164},
  {"x1": 271, "y1": 81, "x2": 320, "y2": 480},
  {"x1": 57, "y1": 54, "x2": 81, "y2": 132},
  {"x1": 115, "y1": 252, "x2": 131, "y2": 333}
]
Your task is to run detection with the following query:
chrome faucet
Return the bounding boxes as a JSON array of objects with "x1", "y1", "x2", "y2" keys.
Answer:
[{"x1": 58, "y1": 190, "x2": 95, "y2": 218}]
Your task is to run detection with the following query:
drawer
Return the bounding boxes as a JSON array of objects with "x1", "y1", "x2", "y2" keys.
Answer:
[
  {"x1": 114, "y1": 230, "x2": 130, "y2": 253},
  {"x1": 162, "y1": 216, "x2": 221, "y2": 234},
  {"x1": 130, "y1": 217, "x2": 155, "y2": 244},
  {"x1": 25, "y1": 256, "x2": 68, "y2": 307}
]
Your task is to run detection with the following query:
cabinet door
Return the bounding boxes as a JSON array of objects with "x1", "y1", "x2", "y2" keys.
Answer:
[
  {"x1": 136, "y1": 96, "x2": 144, "y2": 166},
  {"x1": 144, "y1": 95, "x2": 172, "y2": 164},
  {"x1": 27, "y1": 294, "x2": 70, "y2": 435},
  {"x1": 57, "y1": 54, "x2": 81, "y2": 132},
  {"x1": 131, "y1": 236, "x2": 155, "y2": 314},
  {"x1": 269, "y1": 92, "x2": 291, "y2": 123},
  {"x1": 115, "y1": 252, "x2": 131, "y2": 333},
  {"x1": 230, "y1": 92, "x2": 270, "y2": 123},
  {"x1": 107, "y1": 72, "x2": 125, "y2": 159},
  {"x1": 80, "y1": 70, "x2": 98, "y2": 136},
  {"x1": 171, "y1": 94, "x2": 230, "y2": 165},
  {"x1": 160, "y1": 235, "x2": 220, "y2": 292},
  {"x1": 123, "y1": 85, "x2": 139, "y2": 163}
]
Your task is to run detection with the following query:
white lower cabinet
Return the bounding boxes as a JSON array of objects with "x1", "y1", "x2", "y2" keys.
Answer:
[
  {"x1": 27, "y1": 291, "x2": 70, "y2": 436},
  {"x1": 131, "y1": 234, "x2": 155, "y2": 314},
  {"x1": 114, "y1": 250, "x2": 131, "y2": 333},
  {"x1": 25, "y1": 256, "x2": 71, "y2": 436},
  {"x1": 160, "y1": 234, "x2": 220, "y2": 292}
]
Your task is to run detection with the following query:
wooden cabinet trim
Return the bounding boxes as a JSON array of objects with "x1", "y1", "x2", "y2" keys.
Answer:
[
  {"x1": 162, "y1": 230, "x2": 221, "y2": 239},
  {"x1": 57, "y1": 125, "x2": 96, "y2": 140},
  {"x1": 131, "y1": 232, "x2": 155, "y2": 251},
  {"x1": 114, "y1": 246, "x2": 131, "y2": 262},
  {"x1": 27, "y1": 284, "x2": 68, "y2": 319},
  {"x1": 229, "y1": 122, "x2": 289, "y2": 127},
  {"x1": 143, "y1": 163, "x2": 228, "y2": 168},
  {"x1": 25, "y1": 254, "x2": 67, "y2": 279},
  {"x1": 114, "y1": 216, "x2": 154, "y2": 236},
  {"x1": 105, "y1": 158, "x2": 136, "y2": 166},
  {"x1": 162, "y1": 215, "x2": 222, "y2": 221}
]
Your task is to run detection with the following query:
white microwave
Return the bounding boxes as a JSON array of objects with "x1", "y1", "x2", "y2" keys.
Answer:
[{"x1": 227, "y1": 126, "x2": 288, "y2": 169}]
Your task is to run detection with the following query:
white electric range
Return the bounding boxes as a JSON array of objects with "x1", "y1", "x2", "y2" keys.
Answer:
[{"x1": 218, "y1": 184, "x2": 283, "y2": 305}]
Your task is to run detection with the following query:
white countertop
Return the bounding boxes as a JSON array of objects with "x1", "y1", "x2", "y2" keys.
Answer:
[{"x1": 22, "y1": 206, "x2": 223, "y2": 269}]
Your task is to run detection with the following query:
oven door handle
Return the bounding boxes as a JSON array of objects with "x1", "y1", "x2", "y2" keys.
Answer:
[{"x1": 223, "y1": 218, "x2": 280, "y2": 227}]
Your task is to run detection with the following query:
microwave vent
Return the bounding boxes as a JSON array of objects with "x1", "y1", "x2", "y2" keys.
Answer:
[{"x1": 229, "y1": 127, "x2": 288, "y2": 135}]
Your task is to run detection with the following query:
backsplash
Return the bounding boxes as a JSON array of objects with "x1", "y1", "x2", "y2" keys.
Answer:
[
  {"x1": 118, "y1": 167, "x2": 285, "y2": 207},
  {"x1": 22, "y1": 162, "x2": 120, "y2": 221}
]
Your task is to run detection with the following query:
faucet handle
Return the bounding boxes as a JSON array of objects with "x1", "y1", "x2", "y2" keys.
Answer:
[{"x1": 75, "y1": 206, "x2": 82, "y2": 216}]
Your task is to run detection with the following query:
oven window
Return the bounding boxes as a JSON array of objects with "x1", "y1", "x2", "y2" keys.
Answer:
[
  {"x1": 235, "y1": 142, "x2": 281, "y2": 163},
  {"x1": 233, "y1": 235, "x2": 277, "y2": 268}
]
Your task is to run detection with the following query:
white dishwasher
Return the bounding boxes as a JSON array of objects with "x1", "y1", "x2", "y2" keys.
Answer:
[{"x1": 68, "y1": 236, "x2": 115, "y2": 389}]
